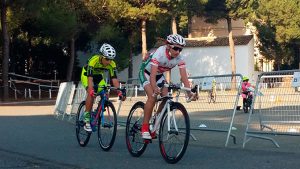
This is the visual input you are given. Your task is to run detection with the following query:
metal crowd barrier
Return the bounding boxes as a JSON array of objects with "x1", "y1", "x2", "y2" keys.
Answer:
[
  {"x1": 182, "y1": 74, "x2": 243, "y2": 146},
  {"x1": 111, "y1": 75, "x2": 243, "y2": 147},
  {"x1": 114, "y1": 78, "x2": 147, "y2": 126},
  {"x1": 54, "y1": 82, "x2": 74, "y2": 120},
  {"x1": 68, "y1": 82, "x2": 87, "y2": 122},
  {"x1": 64, "y1": 79, "x2": 144, "y2": 125},
  {"x1": 243, "y1": 70, "x2": 300, "y2": 148}
]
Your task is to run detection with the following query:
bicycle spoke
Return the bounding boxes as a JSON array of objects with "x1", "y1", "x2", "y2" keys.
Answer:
[
  {"x1": 126, "y1": 102, "x2": 147, "y2": 157},
  {"x1": 159, "y1": 102, "x2": 190, "y2": 164},
  {"x1": 98, "y1": 101, "x2": 117, "y2": 151},
  {"x1": 75, "y1": 101, "x2": 91, "y2": 147}
]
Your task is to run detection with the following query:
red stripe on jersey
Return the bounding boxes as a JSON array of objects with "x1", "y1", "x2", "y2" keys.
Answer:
[{"x1": 151, "y1": 58, "x2": 159, "y2": 66}]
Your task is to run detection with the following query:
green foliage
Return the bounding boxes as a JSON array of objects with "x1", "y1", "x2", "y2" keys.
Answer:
[
  {"x1": 36, "y1": 1, "x2": 81, "y2": 42},
  {"x1": 108, "y1": 0, "x2": 168, "y2": 21},
  {"x1": 252, "y1": 0, "x2": 300, "y2": 69},
  {"x1": 256, "y1": 0, "x2": 300, "y2": 43},
  {"x1": 204, "y1": 0, "x2": 255, "y2": 23}
]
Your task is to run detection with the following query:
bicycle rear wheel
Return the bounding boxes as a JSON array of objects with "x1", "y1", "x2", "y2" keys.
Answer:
[
  {"x1": 125, "y1": 101, "x2": 147, "y2": 157},
  {"x1": 75, "y1": 101, "x2": 91, "y2": 147},
  {"x1": 159, "y1": 102, "x2": 190, "y2": 164},
  {"x1": 97, "y1": 101, "x2": 117, "y2": 151}
]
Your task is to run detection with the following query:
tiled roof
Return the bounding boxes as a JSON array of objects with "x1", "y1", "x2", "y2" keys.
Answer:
[{"x1": 155, "y1": 35, "x2": 253, "y2": 47}]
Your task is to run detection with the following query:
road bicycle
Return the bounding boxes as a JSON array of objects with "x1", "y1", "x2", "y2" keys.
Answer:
[
  {"x1": 76, "y1": 85, "x2": 126, "y2": 151},
  {"x1": 207, "y1": 89, "x2": 216, "y2": 104},
  {"x1": 125, "y1": 82, "x2": 196, "y2": 164}
]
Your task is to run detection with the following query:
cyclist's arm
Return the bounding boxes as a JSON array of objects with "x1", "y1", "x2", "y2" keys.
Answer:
[
  {"x1": 86, "y1": 64, "x2": 95, "y2": 94},
  {"x1": 179, "y1": 67, "x2": 190, "y2": 88},
  {"x1": 179, "y1": 67, "x2": 196, "y2": 99},
  {"x1": 111, "y1": 78, "x2": 120, "y2": 88}
]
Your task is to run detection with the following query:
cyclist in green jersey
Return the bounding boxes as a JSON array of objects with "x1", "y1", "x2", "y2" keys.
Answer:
[{"x1": 81, "y1": 43, "x2": 126, "y2": 132}]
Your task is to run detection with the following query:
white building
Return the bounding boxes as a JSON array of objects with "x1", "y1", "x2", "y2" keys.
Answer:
[{"x1": 118, "y1": 35, "x2": 256, "y2": 84}]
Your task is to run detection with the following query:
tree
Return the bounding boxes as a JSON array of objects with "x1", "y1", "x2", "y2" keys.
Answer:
[
  {"x1": 253, "y1": 0, "x2": 300, "y2": 69},
  {"x1": 1, "y1": 0, "x2": 10, "y2": 101},
  {"x1": 204, "y1": 0, "x2": 255, "y2": 84},
  {"x1": 109, "y1": 0, "x2": 166, "y2": 59},
  {"x1": 36, "y1": 1, "x2": 82, "y2": 81}
]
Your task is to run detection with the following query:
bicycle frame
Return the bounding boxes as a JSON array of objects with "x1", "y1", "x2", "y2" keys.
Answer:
[
  {"x1": 91, "y1": 89, "x2": 109, "y2": 129},
  {"x1": 151, "y1": 92, "x2": 180, "y2": 135}
]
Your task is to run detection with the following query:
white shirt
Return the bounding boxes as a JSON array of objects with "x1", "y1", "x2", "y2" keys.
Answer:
[{"x1": 144, "y1": 45, "x2": 186, "y2": 74}]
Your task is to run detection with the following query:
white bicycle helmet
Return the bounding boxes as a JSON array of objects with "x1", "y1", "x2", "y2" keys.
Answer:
[
  {"x1": 99, "y1": 43, "x2": 116, "y2": 59},
  {"x1": 166, "y1": 34, "x2": 186, "y2": 46}
]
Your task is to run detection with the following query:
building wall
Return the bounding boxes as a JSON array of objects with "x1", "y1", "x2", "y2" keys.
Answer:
[
  {"x1": 118, "y1": 39, "x2": 255, "y2": 84},
  {"x1": 171, "y1": 38, "x2": 255, "y2": 83}
]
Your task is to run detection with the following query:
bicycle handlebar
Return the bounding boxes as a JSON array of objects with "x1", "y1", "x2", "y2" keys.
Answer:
[
  {"x1": 153, "y1": 81, "x2": 197, "y2": 102},
  {"x1": 95, "y1": 85, "x2": 127, "y2": 98}
]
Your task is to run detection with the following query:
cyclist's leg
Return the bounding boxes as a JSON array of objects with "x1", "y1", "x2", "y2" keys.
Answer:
[
  {"x1": 155, "y1": 76, "x2": 168, "y2": 114},
  {"x1": 81, "y1": 69, "x2": 94, "y2": 132},
  {"x1": 139, "y1": 70, "x2": 156, "y2": 139},
  {"x1": 155, "y1": 87, "x2": 167, "y2": 113},
  {"x1": 142, "y1": 84, "x2": 156, "y2": 139}
]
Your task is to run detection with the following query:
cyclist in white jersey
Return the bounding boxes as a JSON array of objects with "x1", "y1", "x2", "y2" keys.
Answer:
[{"x1": 138, "y1": 34, "x2": 195, "y2": 139}]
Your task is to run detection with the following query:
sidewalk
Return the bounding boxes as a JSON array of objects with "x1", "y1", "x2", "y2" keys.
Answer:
[{"x1": 0, "y1": 100, "x2": 55, "y2": 116}]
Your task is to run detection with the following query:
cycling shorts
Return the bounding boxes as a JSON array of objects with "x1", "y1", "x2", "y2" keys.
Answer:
[{"x1": 139, "y1": 69, "x2": 165, "y2": 87}]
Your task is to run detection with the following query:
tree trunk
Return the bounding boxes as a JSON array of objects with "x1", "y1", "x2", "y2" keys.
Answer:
[
  {"x1": 165, "y1": 17, "x2": 178, "y2": 83},
  {"x1": 227, "y1": 17, "x2": 237, "y2": 88},
  {"x1": 128, "y1": 44, "x2": 133, "y2": 78},
  {"x1": 171, "y1": 16, "x2": 177, "y2": 34},
  {"x1": 187, "y1": 12, "x2": 192, "y2": 38},
  {"x1": 1, "y1": 0, "x2": 9, "y2": 101},
  {"x1": 66, "y1": 37, "x2": 75, "y2": 81},
  {"x1": 141, "y1": 19, "x2": 147, "y2": 59}
]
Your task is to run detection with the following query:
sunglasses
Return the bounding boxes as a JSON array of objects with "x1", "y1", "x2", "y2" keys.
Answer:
[{"x1": 170, "y1": 45, "x2": 183, "y2": 52}]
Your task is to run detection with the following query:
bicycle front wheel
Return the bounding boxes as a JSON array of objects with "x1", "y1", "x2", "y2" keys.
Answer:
[
  {"x1": 75, "y1": 101, "x2": 91, "y2": 147},
  {"x1": 159, "y1": 102, "x2": 190, "y2": 164},
  {"x1": 207, "y1": 91, "x2": 212, "y2": 104},
  {"x1": 125, "y1": 101, "x2": 147, "y2": 157},
  {"x1": 97, "y1": 101, "x2": 117, "y2": 151}
]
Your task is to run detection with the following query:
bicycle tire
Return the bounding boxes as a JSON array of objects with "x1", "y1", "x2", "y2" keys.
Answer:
[
  {"x1": 97, "y1": 101, "x2": 117, "y2": 151},
  {"x1": 159, "y1": 102, "x2": 190, "y2": 164},
  {"x1": 243, "y1": 105, "x2": 249, "y2": 113},
  {"x1": 125, "y1": 101, "x2": 148, "y2": 157},
  {"x1": 244, "y1": 97, "x2": 252, "y2": 113},
  {"x1": 212, "y1": 91, "x2": 216, "y2": 103},
  {"x1": 75, "y1": 101, "x2": 92, "y2": 147},
  {"x1": 208, "y1": 91, "x2": 212, "y2": 104}
]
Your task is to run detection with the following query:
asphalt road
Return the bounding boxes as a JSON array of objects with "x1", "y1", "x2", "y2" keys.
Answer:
[{"x1": 1, "y1": 102, "x2": 300, "y2": 169}]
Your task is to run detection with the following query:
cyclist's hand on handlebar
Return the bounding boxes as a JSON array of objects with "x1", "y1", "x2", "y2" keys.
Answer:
[
  {"x1": 187, "y1": 92, "x2": 197, "y2": 102},
  {"x1": 88, "y1": 88, "x2": 97, "y2": 98},
  {"x1": 117, "y1": 90, "x2": 126, "y2": 101}
]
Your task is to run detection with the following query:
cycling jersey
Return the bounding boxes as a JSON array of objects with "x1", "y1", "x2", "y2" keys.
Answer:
[
  {"x1": 139, "y1": 45, "x2": 186, "y2": 87},
  {"x1": 241, "y1": 81, "x2": 252, "y2": 99},
  {"x1": 81, "y1": 55, "x2": 117, "y2": 91}
]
